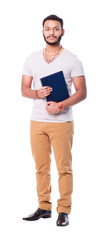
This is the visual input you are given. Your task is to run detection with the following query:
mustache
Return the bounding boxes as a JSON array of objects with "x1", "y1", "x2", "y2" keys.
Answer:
[{"x1": 47, "y1": 35, "x2": 57, "y2": 38}]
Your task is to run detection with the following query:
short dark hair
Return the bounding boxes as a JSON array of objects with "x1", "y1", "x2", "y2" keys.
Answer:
[{"x1": 42, "y1": 14, "x2": 63, "y2": 29}]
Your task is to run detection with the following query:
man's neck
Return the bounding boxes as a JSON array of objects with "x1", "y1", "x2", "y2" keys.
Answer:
[{"x1": 45, "y1": 43, "x2": 62, "y2": 54}]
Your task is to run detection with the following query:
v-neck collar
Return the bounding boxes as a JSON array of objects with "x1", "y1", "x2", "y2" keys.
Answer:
[{"x1": 41, "y1": 47, "x2": 65, "y2": 65}]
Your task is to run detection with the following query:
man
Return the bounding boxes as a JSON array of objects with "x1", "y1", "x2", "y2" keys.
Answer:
[{"x1": 21, "y1": 14, "x2": 87, "y2": 226}]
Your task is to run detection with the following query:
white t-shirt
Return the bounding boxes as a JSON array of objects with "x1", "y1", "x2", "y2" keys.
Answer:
[{"x1": 22, "y1": 48, "x2": 85, "y2": 122}]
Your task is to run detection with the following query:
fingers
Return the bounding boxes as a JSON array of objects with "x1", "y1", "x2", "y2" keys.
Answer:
[
  {"x1": 46, "y1": 101, "x2": 52, "y2": 106},
  {"x1": 43, "y1": 87, "x2": 53, "y2": 97},
  {"x1": 43, "y1": 86, "x2": 52, "y2": 89},
  {"x1": 43, "y1": 87, "x2": 53, "y2": 92},
  {"x1": 38, "y1": 86, "x2": 53, "y2": 98},
  {"x1": 45, "y1": 91, "x2": 52, "y2": 97}
]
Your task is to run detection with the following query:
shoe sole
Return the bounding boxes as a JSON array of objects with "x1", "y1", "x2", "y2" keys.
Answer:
[
  {"x1": 56, "y1": 222, "x2": 69, "y2": 226},
  {"x1": 42, "y1": 215, "x2": 51, "y2": 218},
  {"x1": 22, "y1": 214, "x2": 51, "y2": 221}
]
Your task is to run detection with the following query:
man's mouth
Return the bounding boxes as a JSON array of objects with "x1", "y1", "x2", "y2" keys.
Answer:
[{"x1": 48, "y1": 36, "x2": 56, "y2": 39}]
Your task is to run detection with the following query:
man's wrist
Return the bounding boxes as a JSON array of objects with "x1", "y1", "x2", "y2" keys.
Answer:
[
  {"x1": 35, "y1": 90, "x2": 40, "y2": 99},
  {"x1": 58, "y1": 103, "x2": 65, "y2": 111}
]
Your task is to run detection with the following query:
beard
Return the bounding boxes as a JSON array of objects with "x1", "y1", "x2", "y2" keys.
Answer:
[{"x1": 43, "y1": 33, "x2": 63, "y2": 46}]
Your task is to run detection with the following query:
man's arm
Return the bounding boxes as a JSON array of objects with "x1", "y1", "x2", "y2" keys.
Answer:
[
  {"x1": 46, "y1": 76, "x2": 87, "y2": 114},
  {"x1": 59, "y1": 75, "x2": 87, "y2": 108},
  {"x1": 21, "y1": 75, "x2": 36, "y2": 99},
  {"x1": 21, "y1": 75, "x2": 53, "y2": 99}
]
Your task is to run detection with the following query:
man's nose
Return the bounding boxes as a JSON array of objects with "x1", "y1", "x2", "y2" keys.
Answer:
[{"x1": 49, "y1": 29, "x2": 54, "y2": 35}]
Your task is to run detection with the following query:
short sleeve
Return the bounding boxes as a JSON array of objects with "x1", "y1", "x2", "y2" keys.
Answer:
[
  {"x1": 22, "y1": 56, "x2": 32, "y2": 76},
  {"x1": 71, "y1": 56, "x2": 85, "y2": 78}
]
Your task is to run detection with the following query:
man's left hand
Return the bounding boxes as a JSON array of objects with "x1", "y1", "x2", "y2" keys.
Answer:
[{"x1": 46, "y1": 101, "x2": 60, "y2": 114}]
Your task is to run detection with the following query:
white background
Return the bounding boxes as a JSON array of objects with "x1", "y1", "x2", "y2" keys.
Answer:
[{"x1": 0, "y1": 0, "x2": 108, "y2": 239}]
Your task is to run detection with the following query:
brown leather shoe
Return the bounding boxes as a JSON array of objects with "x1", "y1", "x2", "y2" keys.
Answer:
[
  {"x1": 22, "y1": 208, "x2": 51, "y2": 221},
  {"x1": 56, "y1": 212, "x2": 69, "y2": 226}
]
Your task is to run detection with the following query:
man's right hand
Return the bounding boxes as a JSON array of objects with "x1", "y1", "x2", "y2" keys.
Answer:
[
  {"x1": 21, "y1": 75, "x2": 53, "y2": 99},
  {"x1": 37, "y1": 86, "x2": 53, "y2": 99}
]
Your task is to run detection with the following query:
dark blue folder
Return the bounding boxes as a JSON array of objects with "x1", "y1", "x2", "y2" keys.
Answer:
[{"x1": 40, "y1": 71, "x2": 69, "y2": 102}]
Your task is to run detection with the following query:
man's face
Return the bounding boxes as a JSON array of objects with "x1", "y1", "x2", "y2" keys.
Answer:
[{"x1": 42, "y1": 20, "x2": 64, "y2": 46}]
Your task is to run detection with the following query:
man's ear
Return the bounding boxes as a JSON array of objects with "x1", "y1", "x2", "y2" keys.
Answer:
[{"x1": 62, "y1": 29, "x2": 65, "y2": 36}]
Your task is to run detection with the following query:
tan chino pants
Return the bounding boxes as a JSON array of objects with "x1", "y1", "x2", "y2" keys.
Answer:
[{"x1": 30, "y1": 120, "x2": 74, "y2": 214}]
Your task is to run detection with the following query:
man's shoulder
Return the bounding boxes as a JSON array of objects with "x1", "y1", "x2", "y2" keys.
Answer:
[
  {"x1": 64, "y1": 48, "x2": 83, "y2": 64},
  {"x1": 64, "y1": 48, "x2": 77, "y2": 58}
]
